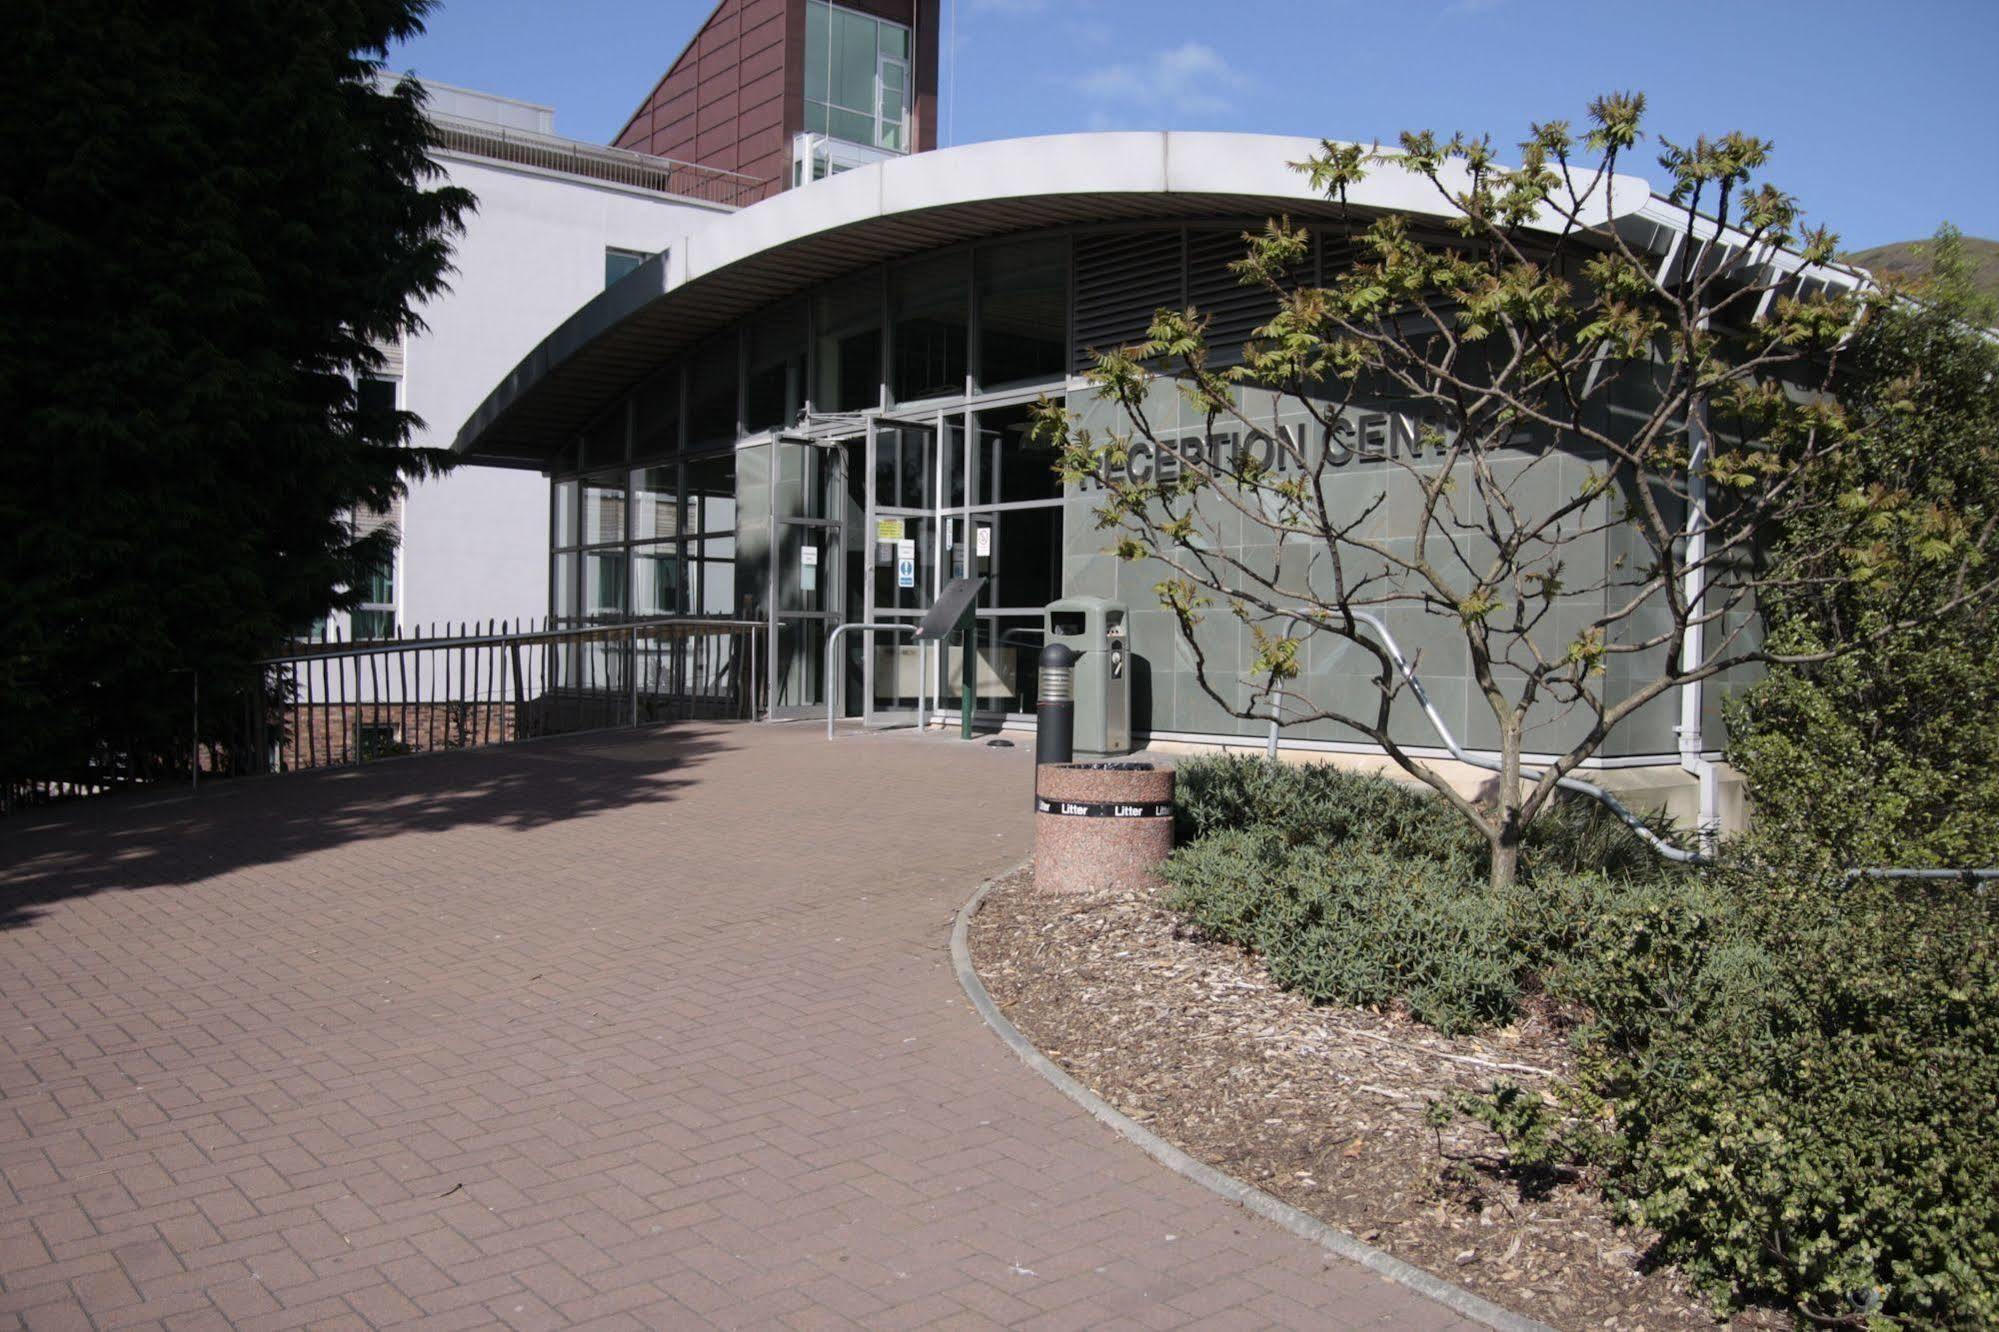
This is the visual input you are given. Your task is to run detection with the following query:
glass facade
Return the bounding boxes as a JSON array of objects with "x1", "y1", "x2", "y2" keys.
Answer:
[
  {"x1": 548, "y1": 229, "x2": 1077, "y2": 724},
  {"x1": 803, "y1": 0, "x2": 911, "y2": 154},
  {"x1": 526, "y1": 214, "x2": 1721, "y2": 759}
]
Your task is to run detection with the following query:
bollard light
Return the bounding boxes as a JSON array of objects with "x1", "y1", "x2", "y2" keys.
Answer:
[{"x1": 1036, "y1": 642, "x2": 1077, "y2": 767}]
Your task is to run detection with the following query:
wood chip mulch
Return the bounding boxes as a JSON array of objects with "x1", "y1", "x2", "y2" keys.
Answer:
[{"x1": 967, "y1": 870, "x2": 1782, "y2": 1331}]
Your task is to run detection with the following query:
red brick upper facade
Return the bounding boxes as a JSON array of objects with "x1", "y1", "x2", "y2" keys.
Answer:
[{"x1": 611, "y1": 0, "x2": 940, "y2": 205}]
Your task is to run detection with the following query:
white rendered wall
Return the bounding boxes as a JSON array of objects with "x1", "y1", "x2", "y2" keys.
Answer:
[{"x1": 396, "y1": 155, "x2": 724, "y2": 634}]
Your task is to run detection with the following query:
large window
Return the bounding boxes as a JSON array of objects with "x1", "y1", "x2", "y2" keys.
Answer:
[
  {"x1": 803, "y1": 0, "x2": 911, "y2": 153},
  {"x1": 976, "y1": 236, "x2": 1068, "y2": 389},
  {"x1": 891, "y1": 251, "x2": 967, "y2": 403},
  {"x1": 686, "y1": 338, "x2": 739, "y2": 447},
  {"x1": 813, "y1": 270, "x2": 883, "y2": 413},
  {"x1": 745, "y1": 301, "x2": 807, "y2": 434},
  {"x1": 552, "y1": 454, "x2": 739, "y2": 626}
]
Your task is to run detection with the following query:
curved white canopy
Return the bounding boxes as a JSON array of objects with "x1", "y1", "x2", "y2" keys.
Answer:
[{"x1": 453, "y1": 131, "x2": 1659, "y2": 465}]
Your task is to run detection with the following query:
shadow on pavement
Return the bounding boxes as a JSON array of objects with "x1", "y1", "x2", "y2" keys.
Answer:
[{"x1": 0, "y1": 723, "x2": 737, "y2": 932}]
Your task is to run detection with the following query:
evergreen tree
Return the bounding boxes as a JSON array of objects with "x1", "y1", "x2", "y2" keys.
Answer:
[{"x1": 0, "y1": 1, "x2": 470, "y2": 792}]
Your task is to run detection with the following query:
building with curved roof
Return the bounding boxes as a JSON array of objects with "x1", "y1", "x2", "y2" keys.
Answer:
[{"x1": 412, "y1": 0, "x2": 1870, "y2": 832}]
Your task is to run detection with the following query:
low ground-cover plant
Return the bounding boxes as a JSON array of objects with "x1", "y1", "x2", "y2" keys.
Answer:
[
  {"x1": 1162, "y1": 754, "x2": 1999, "y2": 1326},
  {"x1": 1166, "y1": 827, "x2": 1517, "y2": 1033}
]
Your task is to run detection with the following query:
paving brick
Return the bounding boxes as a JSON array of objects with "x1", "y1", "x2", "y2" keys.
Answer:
[{"x1": 1, "y1": 724, "x2": 1474, "y2": 1329}]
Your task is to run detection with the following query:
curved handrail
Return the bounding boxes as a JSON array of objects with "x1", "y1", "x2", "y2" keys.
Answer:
[{"x1": 825, "y1": 622, "x2": 918, "y2": 740}]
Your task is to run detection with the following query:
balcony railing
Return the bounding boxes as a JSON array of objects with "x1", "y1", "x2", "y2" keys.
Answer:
[{"x1": 429, "y1": 113, "x2": 771, "y2": 208}]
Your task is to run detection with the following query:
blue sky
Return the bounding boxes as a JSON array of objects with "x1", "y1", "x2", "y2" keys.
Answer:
[{"x1": 391, "y1": 0, "x2": 1997, "y2": 250}]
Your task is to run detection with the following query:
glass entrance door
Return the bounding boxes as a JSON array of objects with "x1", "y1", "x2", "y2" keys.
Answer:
[
  {"x1": 767, "y1": 436, "x2": 852, "y2": 719},
  {"x1": 863, "y1": 416, "x2": 949, "y2": 727}
]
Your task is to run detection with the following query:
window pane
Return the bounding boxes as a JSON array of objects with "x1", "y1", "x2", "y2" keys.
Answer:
[
  {"x1": 744, "y1": 301, "x2": 807, "y2": 434},
  {"x1": 878, "y1": 61, "x2": 907, "y2": 148},
  {"x1": 977, "y1": 236, "x2": 1068, "y2": 387},
  {"x1": 632, "y1": 465, "x2": 680, "y2": 541},
  {"x1": 872, "y1": 516, "x2": 934, "y2": 612},
  {"x1": 694, "y1": 535, "x2": 737, "y2": 615},
  {"x1": 832, "y1": 8, "x2": 875, "y2": 113},
  {"x1": 356, "y1": 376, "x2": 397, "y2": 439},
  {"x1": 553, "y1": 480, "x2": 578, "y2": 548},
  {"x1": 891, "y1": 250, "x2": 968, "y2": 402},
  {"x1": 973, "y1": 403, "x2": 1063, "y2": 505},
  {"x1": 352, "y1": 609, "x2": 395, "y2": 640},
  {"x1": 604, "y1": 247, "x2": 648, "y2": 288},
  {"x1": 686, "y1": 452, "x2": 736, "y2": 535},
  {"x1": 634, "y1": 368, "x2": 679, "y2": 460},
  {"x1": 804, "y1": 0, "x2": 829, "y2": 103},
  {"x1": 992, "y1": 504, "x2": 1062, "y2": 609},
  {"x1": 552, "y1": 552, "x2": 578, "y2": 620},
  {"x1": 685, "y1": 338, "x2": 738, "y2": 446},
  {"x1": 584, "y1": 551, "x2": 627, "y2": 618},
  {"x1": 581, "y1": 404, "x2": 626, "y2": 468},
  {"x1": 813, "y1": 270, "x2": 882, "y2": 413},
  {"x1": 874, "y1": 425, "x2": 932, "y2": 510},
  {"x1": 827, "y1": 106, "x2": 873, "y2": 147},
  {"x1": 803, "y1": 99, "x2": 829, "y2": 135},
  {"x1": 631, "y1": 543, "x2": 684, "y2": 616},
  {"x1": 879, "y1": 21, "x2": 909, "y2": 60},
  {"x1": 582, "y1": 475, "x2": 626, "y2": 545}
]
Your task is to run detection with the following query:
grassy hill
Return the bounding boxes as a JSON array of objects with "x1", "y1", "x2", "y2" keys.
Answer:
[{"x1": 1844, "y1": 235, "x2": 1999, "y2": 304}]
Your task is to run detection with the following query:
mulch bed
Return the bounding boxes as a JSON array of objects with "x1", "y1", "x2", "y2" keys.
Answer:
[{"x1": 967, "y1": 869, "x2": 1776, "y2": 1331}]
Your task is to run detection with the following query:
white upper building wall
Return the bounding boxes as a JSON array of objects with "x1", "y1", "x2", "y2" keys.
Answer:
[{"x1": 394, "y1": 149, "x2": 727, "y2": 633}]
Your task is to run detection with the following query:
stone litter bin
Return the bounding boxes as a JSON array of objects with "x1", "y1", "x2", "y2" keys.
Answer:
[{"x1": 1033, "y1": 761, "x2": 1175, "y2": 894}]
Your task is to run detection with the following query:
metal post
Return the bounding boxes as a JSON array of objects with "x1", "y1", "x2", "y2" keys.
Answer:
[
  {"x1": 1036, "y1": 643, "x2": 1076, "y2": 766},
  {"x1": 957, "y1": 603, "x2": 976, "y2": 740},
  {"x1": 191, "y1": 671, "x2": 199, "y2": 793},
  {"x1": 629, "y1": 623, "x2": 640, "y2": 728}
]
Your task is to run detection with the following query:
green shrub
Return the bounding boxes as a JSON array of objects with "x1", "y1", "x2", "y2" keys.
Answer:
[
  {"x1": 1174, "y1": 754, "x2": 1476, "y2": 860},
  {"x1": 1568, "y1": 860, "x2": 1999, "y2": 1326},
  {"x1": 1163, "y1": 827, "x2": 1519, "y2": 1034},
  {"x1": 1173, "y1": 753, "x2": 1670, "y2": 880},
  {"x1": 1166, "y1": 754, "x2": 1999, "y2": 1324}
]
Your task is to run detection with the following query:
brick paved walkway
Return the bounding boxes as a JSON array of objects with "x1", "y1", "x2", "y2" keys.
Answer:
[{"x1": 1, "y1": 723, "x2": 1474, "y2": 1330}]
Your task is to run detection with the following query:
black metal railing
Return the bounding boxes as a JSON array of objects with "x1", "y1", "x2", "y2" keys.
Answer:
[
  {"x1": 263, "y1": 617, "x2": 764, "y2": 773},
  {"x1": 2, "y1": 617, "x2": 766, "y2": 810}
]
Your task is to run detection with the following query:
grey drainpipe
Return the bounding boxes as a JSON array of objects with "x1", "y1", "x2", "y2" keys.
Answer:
[{"x1": 1676, "y1": 395, "x2": 1722, "y2": 854}]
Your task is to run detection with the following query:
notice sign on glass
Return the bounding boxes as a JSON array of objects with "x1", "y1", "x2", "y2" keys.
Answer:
[
  {"x1": 896, "y1": 538, "x2": 916, "y2": 589},
  {"x1": 876, "y1": 517, "x2": 905, "y2": 542}
]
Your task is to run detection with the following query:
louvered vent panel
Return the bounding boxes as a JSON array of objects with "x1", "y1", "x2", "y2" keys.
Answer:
[
  {"x1": 352, "y1": 498, "x2": 403, "y2": 543},
  {"x1": 1187, "y1": 228, "x2": 1316, "y2": 362},
  {"x1": 373, "y1": 337, "x2": 405, "y2": 378},
  {"x1": 1071, "y1": 229, "x2": 1185, "y2": 371}
]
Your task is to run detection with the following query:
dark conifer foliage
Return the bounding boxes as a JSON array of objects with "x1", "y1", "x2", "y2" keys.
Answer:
[{"x1": 0, "y1": 1, "x2": 471, "y2": 789}]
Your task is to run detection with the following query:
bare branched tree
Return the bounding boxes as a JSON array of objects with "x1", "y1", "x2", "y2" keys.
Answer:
[{"x1": 1034, "y1": 94, "x2": 1999, "y2": 891}]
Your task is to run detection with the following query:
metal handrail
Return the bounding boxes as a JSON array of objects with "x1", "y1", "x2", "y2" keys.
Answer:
[
  {"x1": 1264, "y1": 607, "x2": 1997, "y2": 881},
  {"x1": 1267, "y1": 607, "x2": 1699, "y2": 860},
  {"x1": 825, "y1": 622, "x2": 917, "y2": 740}
]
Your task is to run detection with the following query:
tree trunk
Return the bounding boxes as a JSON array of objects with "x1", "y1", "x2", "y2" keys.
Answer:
[
  {"x1": 1488, "y1": 722, "x2": 1525, "y2": 893},
  {"x1": 1489, "y1": 829, "x2": 1521, "y2": 893}
]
